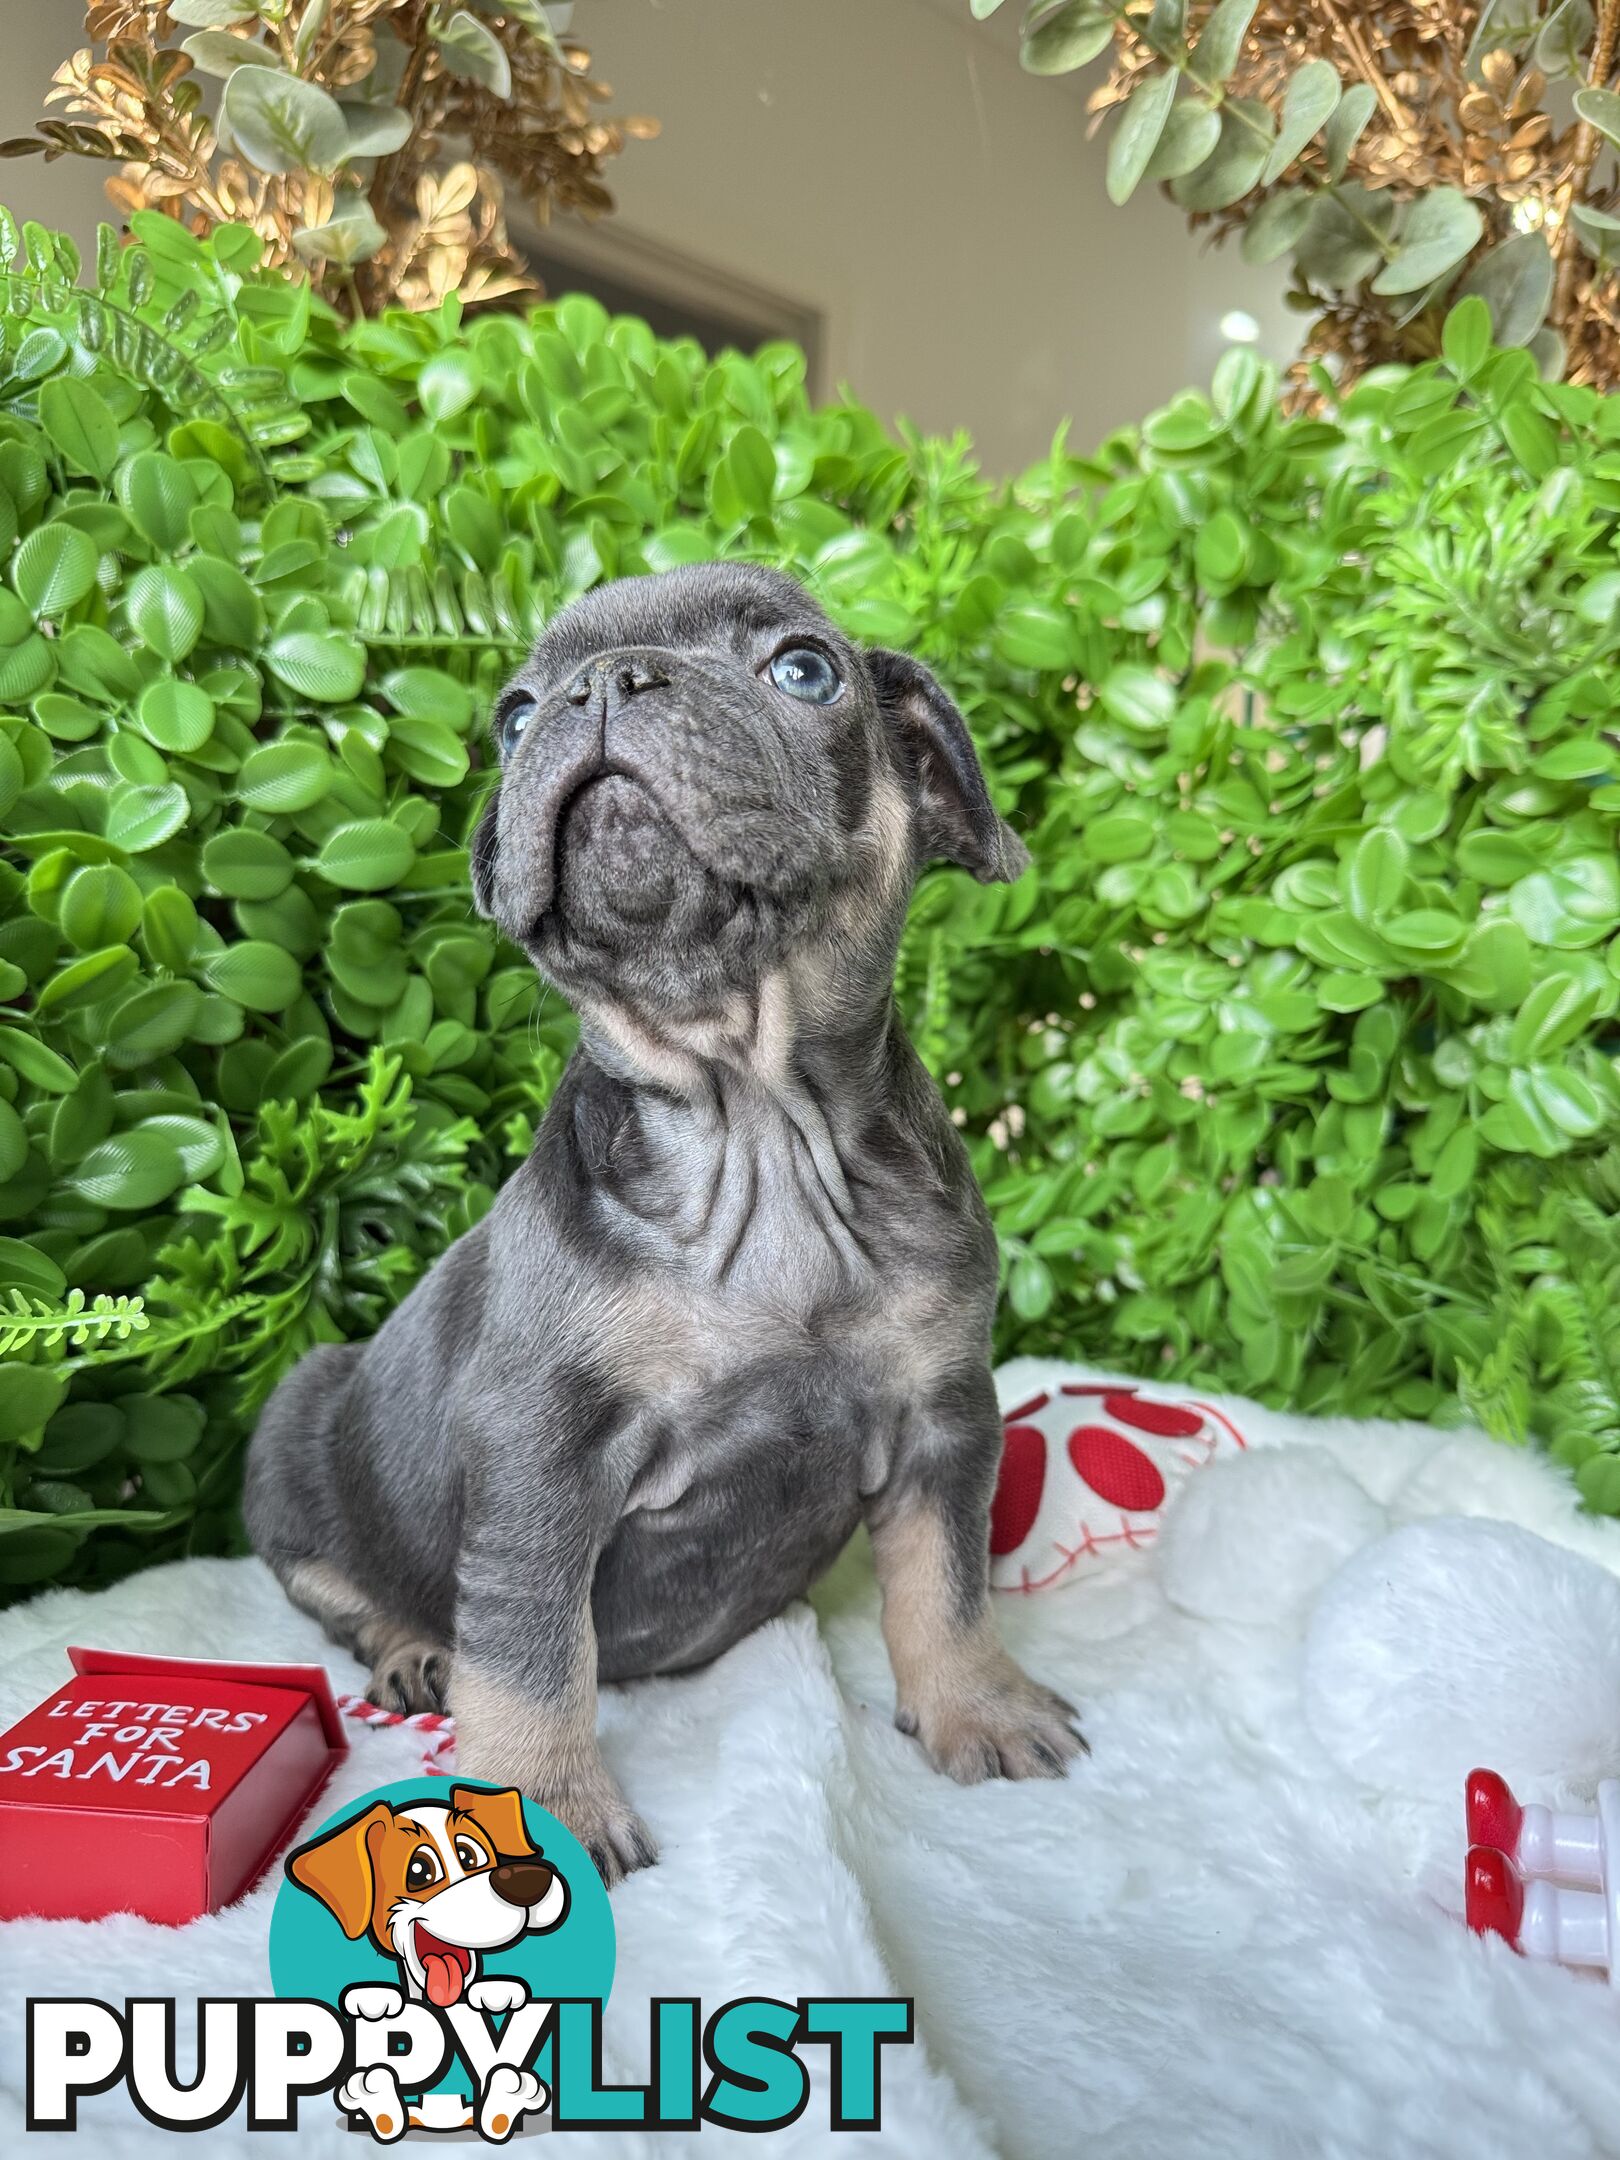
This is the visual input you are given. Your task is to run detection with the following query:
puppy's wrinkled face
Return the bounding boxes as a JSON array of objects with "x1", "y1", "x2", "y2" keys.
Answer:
[{"x1": 472, "y1": 562, "x2": 1026, "y2": 1024}]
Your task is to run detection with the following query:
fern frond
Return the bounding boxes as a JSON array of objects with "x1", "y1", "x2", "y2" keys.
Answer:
[
  {"x1": 0, "y1": 218, "x2": 304, "y2": 492},
  {"x1": 0, "y1": 1289, "x2": 148, "y2": 1360},
  {"x1": 343, "y1": 562, "x2": 546, "y2": 652}
]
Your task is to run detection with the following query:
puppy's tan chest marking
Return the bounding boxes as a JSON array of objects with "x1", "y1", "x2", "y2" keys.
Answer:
[{"x1": 613, "y1": 1279, "x2": 961, "y2": 1528}]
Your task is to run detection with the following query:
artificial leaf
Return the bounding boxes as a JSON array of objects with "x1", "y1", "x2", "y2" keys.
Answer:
[
  {"x1": 1242, "y1": 185, "x2": 1313, "y2": 265},
  {"x1": 104, "y1": 781, "x2": 189, "y2": 854},
  {"x1": 1442, "y1": 294, "x2": 1492, "y2": 380},
  {"x1": 336, "y1": 104, "x2": 413, "y2": 159},
  {"x1": 1189, "y1": 0, "x2": 1258, "y2": 88},
  {"x1": 168, "y1": 0, "x2": 257, "y2": 22},
  {"x1": 37, "y1": 378, "x2": 118, "y2": 483},
  {"x1": 221, "y1": 64, "x2": 349, "y2": 175},
  {"x1": 1573, "y1": 203, "x2": 1620, "y2": 265},
  {"x1": 201, "y1": 941, "x2": 304, "y2": 1012},
  {"x1": 136, "y1": 679, "x2": 214, "y2": 754},
  {"x1": 432, "y1": 9, "x2": 514, "y2": 96},
  {"x1": 1171, "y1": 98, "x2": 1274, "y2": 213},
  {"x1": 11, "y1": 524, "x2": 98, "y2": 617},
  {"x1": 124, "y1": 566, "x2": 204, "y2": 662},
  {"x1": 1466, "y1": 0, "x2": 1543, "y2": 74},
  {"x1": 265, "y1": 630, "x2": 367, "y2": 702},
  {"x1": 292, "y1": 210, "x2": 387, "y2": 267},
  {"x1": 1322, "y1": 81, "x2": 1376, "y2": 179},
  {"x1": 1261, "y1": 59, "x2": 1341, "y2": 184},
  {"x1": 1143, "y1": 99, "x2": 1222, "y2": 181},
  {"x1": 1574, "y1": 86, "x2": 1620, "y2": 150},
  {"x1": 1456, "y1": 233, "x2": 1554, "y2": 349},
  {"x1": 181, "y1": 29, "x2": 279, "y2": 78},
  {"x1": 1537, "y1": 0, "x2": 1594, "y2": 76},
  {"x1": 314, "y1": 819, "x2": 418, "y2": 890},
  {"x1": 1021, "y1": 2, "x2": 1115, "y2": 74},
  {"x1": 1107, "y1": 69, "x2": 1179, "y2": 205},
  {"x1": 1371, "y1": 188, "x2": 1482, "y2": 296}
]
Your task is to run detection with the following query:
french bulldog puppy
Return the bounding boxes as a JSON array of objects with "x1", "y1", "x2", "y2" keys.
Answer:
[{"x1": 245, "y1": 562, "x2": 1084, "y2": 1883}]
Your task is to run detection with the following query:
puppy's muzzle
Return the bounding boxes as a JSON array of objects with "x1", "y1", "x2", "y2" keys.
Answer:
[
  {"x1": 564, "y1": 652, "x2": 671, "y2": 713},
  {"x1": 489, "y1": 1859, "x2": 556, "y2": 1908},
  {"x1": 499, "y1": 648, "x2": 674, "y2": 929}
]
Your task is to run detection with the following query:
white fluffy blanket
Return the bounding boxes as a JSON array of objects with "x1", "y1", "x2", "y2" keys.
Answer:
[{"x1": 6, "y1": 1363, "x2": 1620, "y2": 2159}]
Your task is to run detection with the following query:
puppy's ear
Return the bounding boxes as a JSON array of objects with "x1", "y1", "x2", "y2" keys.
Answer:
[
  {"x1": 286, "y1": 1801, "x2": 391, "y2": 1939},
  {"x1": 470, "y1": 785, "x2": 501, "y2": 919},
  {"x1": 867, "y1": 650, "x2": 1029, "y2": 885},
  {"x1": 451, "y1": 1783, "x2": 536, "y2": 1861}
]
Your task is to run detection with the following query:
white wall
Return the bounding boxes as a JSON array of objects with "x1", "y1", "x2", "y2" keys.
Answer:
[
  {"x1": 0, "y1": 0, "x2": 1292, "y2": 474},
  {"x1": 0, "y1": 1, "x2": 110, "y2": 267},
  {"x1": 576, "y1": 0, "x2": 1291, "y2": 470}
]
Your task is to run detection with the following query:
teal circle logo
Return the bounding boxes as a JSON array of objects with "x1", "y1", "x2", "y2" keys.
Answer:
[{"x1": 270, "y1": 1777, "x2": 614, "y2": 2008}]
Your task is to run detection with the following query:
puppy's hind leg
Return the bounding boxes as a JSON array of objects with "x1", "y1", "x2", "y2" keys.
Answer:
[
  {"x1": 283, "y1": 1558, "x2": 451, "y2": 1715},
  {"x1": 248, "y1": 1342, "x2": 450, "y2": 1712}
]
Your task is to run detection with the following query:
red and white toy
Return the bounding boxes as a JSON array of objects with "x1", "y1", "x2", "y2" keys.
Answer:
[
  {"x1": 990, "y1": 1378, "x2": 1246, "y2": 1594},
  {"x1": 1466, "y1": 1768, "x2": 1620, "y2": 1983}
]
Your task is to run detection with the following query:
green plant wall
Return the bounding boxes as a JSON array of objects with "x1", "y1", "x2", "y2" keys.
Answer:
[{"x1": 4, "y1": 211, "x2": 1620, "y2": 1599}]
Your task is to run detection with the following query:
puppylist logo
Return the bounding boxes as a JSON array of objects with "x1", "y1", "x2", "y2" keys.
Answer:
[{"x1": 26, "y1": 1777, "x2": 914, "y2": 2141}]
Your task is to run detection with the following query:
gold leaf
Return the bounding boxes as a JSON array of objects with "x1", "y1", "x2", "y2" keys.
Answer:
[
  {"x1": 436, "y1": 160, "x2": 480, "y2": 218},
  {"x1": 24, "y1": 0, "x2": 650, "y2": 315},
  {"x1": 103, "y1": 172, "x2": 148, "y2": 212},
  {"x1": 1509, "y1": 68, "x2": 1547, "y2": 120}
]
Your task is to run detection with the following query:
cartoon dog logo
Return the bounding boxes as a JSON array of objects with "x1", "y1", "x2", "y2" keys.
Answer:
[{"x1": 286, "y1": 1784, "x2": 570, "y2": 2140}]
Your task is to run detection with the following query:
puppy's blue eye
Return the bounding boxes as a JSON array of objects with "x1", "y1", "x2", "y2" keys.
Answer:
[
  {"x1": 768, "y1": 646, "x2": 842, "y2": 704},
  {"x1": 497, "y1": 689, "x2": 536, "y2": 758}
]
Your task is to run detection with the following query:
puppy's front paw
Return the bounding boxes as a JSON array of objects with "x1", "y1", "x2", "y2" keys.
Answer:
[
  {"x1": 901, "y1": 1658, "x2": 1086, "y2": 1784},
  {"x1": 371, "y1": 1641, "x2": 449, "y2": 1716},
  {"x1": 542, "y1": 1775, "x2": 657, "y2": 1888},
  {"x1": 451, "y1": 1664, "x2": 655, "y2": 1887}
]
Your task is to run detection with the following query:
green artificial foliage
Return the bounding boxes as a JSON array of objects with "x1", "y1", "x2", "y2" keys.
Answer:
[{"x1": 5, "y1": 209, "x2": 1620, "y2": 1600}]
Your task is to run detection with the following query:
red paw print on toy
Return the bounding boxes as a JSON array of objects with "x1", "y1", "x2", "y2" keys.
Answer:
[{"x1": 990, "y1": 1381, "x2": 1246, "y2": 1594}]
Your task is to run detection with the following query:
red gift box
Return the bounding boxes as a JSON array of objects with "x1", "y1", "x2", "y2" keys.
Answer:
[{"x1": 0, "y1": 1646, "x2": 346, "y2": 1925}]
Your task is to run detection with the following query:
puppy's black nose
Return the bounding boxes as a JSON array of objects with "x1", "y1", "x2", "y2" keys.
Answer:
[
  {"x1": 489, "y1": 1859, "x2": 554, "y2": 1908},
  {"x1": 566, "y1": 655, "x2": 670, "y2": 712}
]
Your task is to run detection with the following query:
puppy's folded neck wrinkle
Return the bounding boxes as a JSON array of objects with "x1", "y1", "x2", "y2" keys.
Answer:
[{"x1": 576, "y1": 989, "x2": 891, "y2": 1290}]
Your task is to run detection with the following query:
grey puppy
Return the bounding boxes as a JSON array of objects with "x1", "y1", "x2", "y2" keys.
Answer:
[{"x1": 245, "y1": 561, "x2": 1084, "y2": 1883}]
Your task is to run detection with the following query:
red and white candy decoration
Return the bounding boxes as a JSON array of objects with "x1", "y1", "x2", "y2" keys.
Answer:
[
  {"x1": 1466, "y1": 1767, "x2": 1620, "y2": 1983},
  {"x1": 990, "y1": 1373, "x2": 1246, "y2": 1594},
  {"x1": 336, "y1": 1690, "x2": 456, "y2": 1775}
]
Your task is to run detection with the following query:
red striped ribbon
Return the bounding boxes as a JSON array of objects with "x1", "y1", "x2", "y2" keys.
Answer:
[{"x1": 334, "y1": 1691, "x2": 457, "y2": 1776}]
